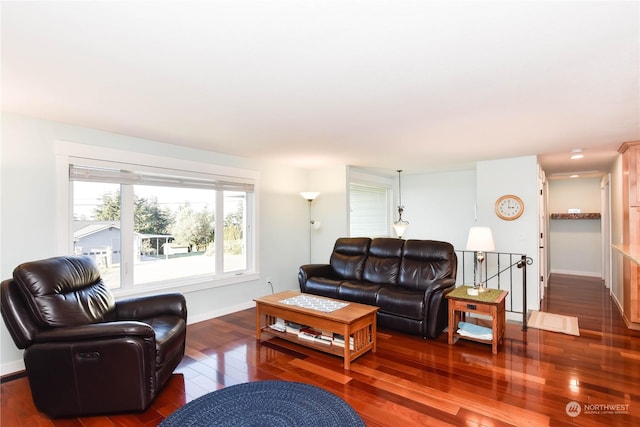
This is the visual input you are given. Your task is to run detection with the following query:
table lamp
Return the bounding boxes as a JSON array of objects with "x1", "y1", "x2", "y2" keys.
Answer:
[{"x1": 466, "y1": 227, "x2": 495, "y2": 292}]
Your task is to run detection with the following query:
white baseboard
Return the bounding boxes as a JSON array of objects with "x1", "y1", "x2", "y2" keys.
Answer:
[
  {"x1": 1, "y1": 359, "x2": 25, "y2": 377},
  {"x1": 507, "y1": 311, "x2": 527, "y2": 323},
  {"x1": 610, "y1": 292, "x2": 624, "y2": 318}
]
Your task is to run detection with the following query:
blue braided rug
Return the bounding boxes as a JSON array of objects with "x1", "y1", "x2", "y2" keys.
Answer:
[{"x1": 160, "y1": 380, "x2": 365, "y2": 427}]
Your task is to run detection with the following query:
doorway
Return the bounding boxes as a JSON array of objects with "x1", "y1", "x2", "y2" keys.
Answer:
[{"x1": 546, "y1": 178, "x2": 607, "y2": 280}]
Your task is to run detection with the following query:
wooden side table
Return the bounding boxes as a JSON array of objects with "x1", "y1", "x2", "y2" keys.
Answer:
[{"x1": 446, "y1": 286, "x2": 508, "y2": 354}]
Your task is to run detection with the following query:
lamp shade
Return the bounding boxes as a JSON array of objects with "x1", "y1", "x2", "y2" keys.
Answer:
[
  {"x1": 466, "y1": 227, "x2": 495, "y2": 252},
  {"x1": 393, "y1": 220, "x2": 409, "y2": 238},
  {"x1": 300, "y1": 192, "x2": 320, "y2": 202}
]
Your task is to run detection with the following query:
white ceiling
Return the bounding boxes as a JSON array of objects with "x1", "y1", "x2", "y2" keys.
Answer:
[{"x1": 2, "y1": 1, "x2": 638, "y2": 178}]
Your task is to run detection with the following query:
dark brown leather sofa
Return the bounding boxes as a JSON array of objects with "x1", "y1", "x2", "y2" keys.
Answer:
[
  {"x1": 0, "y1": 255, "x2": 187, "y2": 418},
  {"x1": 298, "y1": 237, "x2": 457, "y2": 339}
]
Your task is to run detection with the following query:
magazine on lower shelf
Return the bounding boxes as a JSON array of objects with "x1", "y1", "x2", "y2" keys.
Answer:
[
  {"x1": 332, "y1": 334, "x2": 354, "y2": 350},
  {"x1": 279, "y1": 320, "x2": 354, "y2": 348},
  {"x1": 269, "y1": 317, "x2": 286, "y2": 332},
  {"x1": 298, "y1": 329, "x2": 332, "y2": 345},
  {"x1": 285, "y1": 322, "x2": 304, "y2": 334}
]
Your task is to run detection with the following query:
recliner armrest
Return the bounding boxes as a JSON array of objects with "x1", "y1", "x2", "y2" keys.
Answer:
[
  {"x1": 33, "y1": 321, "x2": 155, "y2": 342},
  {"x1": 115, "y1": 293, "x2": 187, "y2": 321}
]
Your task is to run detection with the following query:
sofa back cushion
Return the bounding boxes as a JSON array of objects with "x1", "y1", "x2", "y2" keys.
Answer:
[
  {"x1": 397, "y1": 240, "x2": 457, "y2": 290},
  {"x1": 362, "y1": 238, "x2": 404, "y2": 284},
  {"x1": 13, "y1": 256, "x2": 116, "y2": 328},
  {"x1": 330, "y1": 238, "x2": 371, "y2": 280}
]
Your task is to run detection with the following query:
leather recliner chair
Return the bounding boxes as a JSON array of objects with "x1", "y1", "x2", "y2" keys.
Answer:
[{"x1": 0, "y1": 255, "x2": 187, "y2": 418}]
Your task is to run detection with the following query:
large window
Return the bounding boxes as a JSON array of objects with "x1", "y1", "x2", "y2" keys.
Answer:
[{"x1": 60, "y1": 144, "x2": 257, "y2": 293}]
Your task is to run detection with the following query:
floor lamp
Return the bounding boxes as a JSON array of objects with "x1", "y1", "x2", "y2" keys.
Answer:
[{"x1": 300, "y1": 192, "x2": 320, "y2": 262}]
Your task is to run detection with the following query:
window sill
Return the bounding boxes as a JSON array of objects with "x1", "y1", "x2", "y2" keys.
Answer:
[{"x1": 112, "y1": 272, "x2": 260, "y2": 299}]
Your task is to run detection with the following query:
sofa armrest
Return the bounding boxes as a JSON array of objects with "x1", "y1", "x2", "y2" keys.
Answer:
[
  {"x1": 115, "y1": 293, "x2": 187, "y2": 321},
  {"x1": 423, "y1": 278, "x2": 456, "y2": 305},
  {"x1": 423, "y1": 279, "x2": 456, "y2": 338},
  {"x1": 428, "y1": 278, "x2": 457, "y2": 293},
  {"x1": 298, "y1": 264, "x2": 337, "y2": 290},
  {"x1": 33, "y1": 321, "x2": 155, "y2": 343}
]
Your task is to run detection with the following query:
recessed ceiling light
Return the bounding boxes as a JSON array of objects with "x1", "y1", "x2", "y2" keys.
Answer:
[
  {"x1": 551, "y1": 170, "x2": 600, "y2": 176},
  {"x1": 570, "y1": 149, "x2": 584, "y2": 160},
  {"x1": 570, "y1": 174, "x2": 579, "y2": 178}
]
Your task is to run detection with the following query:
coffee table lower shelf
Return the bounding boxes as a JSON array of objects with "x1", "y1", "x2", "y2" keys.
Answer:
[{"x1": 259, "y1": 325, "x2": 356, "y2": 358}]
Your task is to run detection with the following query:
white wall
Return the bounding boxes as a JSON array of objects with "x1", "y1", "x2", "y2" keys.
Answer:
[
  {"x1": 0, "y1": 113, "x2": 315, "y2": 374},
  {"x1": 308, "y1": 167, "x2": 349, "y2": 263},
  {"x1": 476, "y1": 156, "x2": 540, "y2": 314},
  {"x1": 549, "y1": 179, "x2": 602, "y2": 213},
  {"x1": 398, "y1": 168, "x2": 475, "y2": 295},
  {"x1": 399, "y1": 169, "x2": 477, "y2": 248},
  {"x1": 548, "y1": 179, "x2": 602, "y2": 277}
]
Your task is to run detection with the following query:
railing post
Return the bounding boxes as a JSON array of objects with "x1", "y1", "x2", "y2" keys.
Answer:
[{"x1": 518, "y1": 255, "x2": 528, "y2": 331}]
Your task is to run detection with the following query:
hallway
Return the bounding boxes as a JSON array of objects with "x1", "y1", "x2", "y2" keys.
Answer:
[{"x1": 540, "y1": 273, "x2": 628, "y2": 333}]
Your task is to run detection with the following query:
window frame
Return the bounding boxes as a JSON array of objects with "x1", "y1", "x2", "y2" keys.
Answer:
[{"x1": 56, "y1": 141, "x2": 260, "y2": 297}]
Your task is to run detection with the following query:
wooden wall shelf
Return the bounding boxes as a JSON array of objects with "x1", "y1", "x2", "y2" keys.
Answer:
[{"x1": 550, "y1": 213, "x2": 601, "y2": 220}]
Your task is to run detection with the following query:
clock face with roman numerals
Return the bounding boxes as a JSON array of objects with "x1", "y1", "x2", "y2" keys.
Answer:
[{"x1": 495, "y1": 195, "x2": 524, "y2": 220}]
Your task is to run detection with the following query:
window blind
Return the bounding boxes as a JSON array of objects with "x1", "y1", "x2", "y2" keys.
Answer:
[
  {"x1": 70, "y1": 164, "x2": 254, "y2": 192},
  {"x1": 350, "y1": 182, "x2": 389, "y2": 237}
]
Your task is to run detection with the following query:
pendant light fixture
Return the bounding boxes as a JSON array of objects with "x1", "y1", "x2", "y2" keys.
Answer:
[{"x1": 393, "y1": 169, "x2": 409, "y2": 238}]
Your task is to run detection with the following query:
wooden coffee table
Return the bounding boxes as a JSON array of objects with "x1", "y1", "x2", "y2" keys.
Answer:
[{"x1": 254, "y1": 290, "x2": 378, "y2": 369}]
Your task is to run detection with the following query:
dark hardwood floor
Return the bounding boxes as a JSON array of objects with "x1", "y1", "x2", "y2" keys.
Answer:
[{"x1": 2, "y1": 274, "x2": 640, "y2": 426}]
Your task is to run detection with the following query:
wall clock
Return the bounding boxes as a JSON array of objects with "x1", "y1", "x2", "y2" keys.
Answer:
[{"x1": 495, "y1": 195, "x2": 524, "y2": 221}]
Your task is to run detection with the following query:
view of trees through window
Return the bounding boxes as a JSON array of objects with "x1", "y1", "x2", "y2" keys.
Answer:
[{"x1": 73, "y1": 181, "x2": 246, "y2": 289}]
